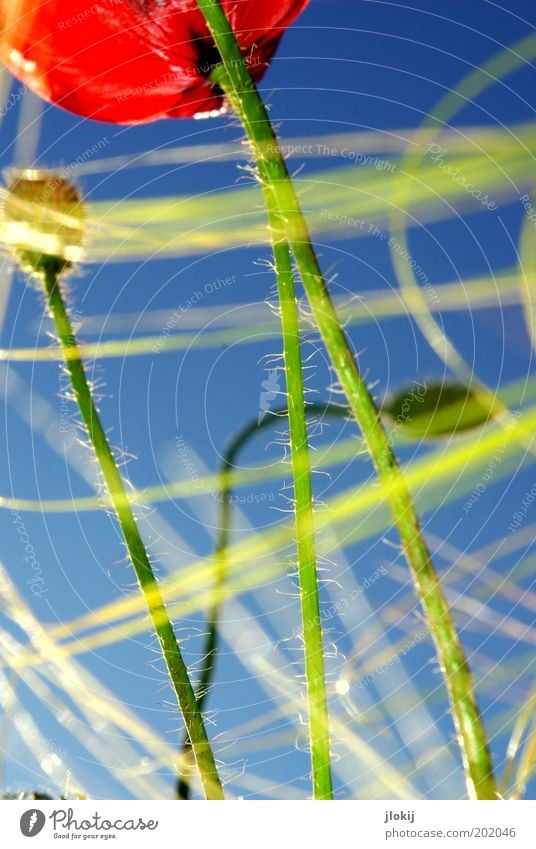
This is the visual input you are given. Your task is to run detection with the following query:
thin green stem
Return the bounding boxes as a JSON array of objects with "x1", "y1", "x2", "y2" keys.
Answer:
[
  {"x1": 204, "y1": 125, "x2": 332, "y2": 795},
  {"x1": 177, "y1": 484, "x2": 228, "y2": 800},
  {"x1": 41, "y1": 260, "x2": 224, "y2": 801},
  {"x1": 177, "y1": 403, "x2": 349, "y2": 799},
  {"x1": 264, "y1": 206, "x2": 332, "y2": 800},
  {"x1": 197, "y1": 0, "x2": 496, "y2": 800},
  {"x1": 212, "y1": 61, "x2": 332, "y2": 798}
]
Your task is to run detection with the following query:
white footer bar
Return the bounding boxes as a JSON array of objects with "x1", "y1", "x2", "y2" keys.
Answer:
[{"x1": 3, "y1": 799, "x2": 534, "y2": 848}]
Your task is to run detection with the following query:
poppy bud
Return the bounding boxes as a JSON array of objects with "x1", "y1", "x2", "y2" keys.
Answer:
[{"x1": 3, "y1": 170, "x2": 85, "y2": 275}]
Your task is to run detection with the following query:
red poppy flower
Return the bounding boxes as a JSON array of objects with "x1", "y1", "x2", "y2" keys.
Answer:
[{"x1": 0, "y1": 0, "x2": 309, "y2": 124}]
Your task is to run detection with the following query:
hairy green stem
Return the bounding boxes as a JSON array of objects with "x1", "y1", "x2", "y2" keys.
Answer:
[
  {"x1": 41, "y1": 261, "x2": 224, "y2": 801},
  {"x1": 185, "y1": 138, "x2": 332, "y2": 797},
  {"x1": 197, "y1": 0, "x2": 496, "y2": 799},
  {"x1": 178, "y1": 403, "x2": 349, "y2": 799},
  {"x1": 264, "y1": 207, "x2": 332, "y2": 800},
  {"x1": 211, "y1": 59, "x2": 333, "y2": 797}
]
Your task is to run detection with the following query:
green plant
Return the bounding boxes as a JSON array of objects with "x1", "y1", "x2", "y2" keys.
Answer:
[
  {"x1": 196, "y1": 0, "x2": 497, "y2": 800},
  {"x1": 3, "y1": 171, "x2": 223, "y2": 801}
]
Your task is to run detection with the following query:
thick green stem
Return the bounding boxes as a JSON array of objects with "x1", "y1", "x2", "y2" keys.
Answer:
[
  {"x1": 197, "y1": 0, "x2": 496, "y2": 800},
  {"x1": 41, "y1": 261, "x2": 224, "y2": 801}
]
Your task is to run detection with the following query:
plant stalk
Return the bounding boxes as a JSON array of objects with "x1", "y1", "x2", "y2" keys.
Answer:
[
  {"x1": 198, "y1": 0, "x2": 496, "y2": 800},
  {"x1": 267, "y1": 230, "x2": 333, "y2": 799},
  {"x1": 41, "y1": 260, "x2": 224, "y2": 801},
  {"x1": 178, "y1": 403, "x2": 347, "y2": 799},
  {"x1": 216, "y1": 96, "x2": 333, "y2": 794}
]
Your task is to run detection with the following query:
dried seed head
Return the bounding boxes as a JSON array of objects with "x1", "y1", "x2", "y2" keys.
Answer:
[{"x1": 3, "y1": 170, "x2": 85, "y2": 275}]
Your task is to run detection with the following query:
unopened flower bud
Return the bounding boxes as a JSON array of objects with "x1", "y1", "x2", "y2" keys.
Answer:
[{"x1": 3, "y1": 170, "x2": 85, "y2": 275}]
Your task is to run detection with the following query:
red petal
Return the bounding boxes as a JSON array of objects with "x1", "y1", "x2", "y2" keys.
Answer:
[{"x1": 0, "y1": 0, "x2": 309, "y2": 123}]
